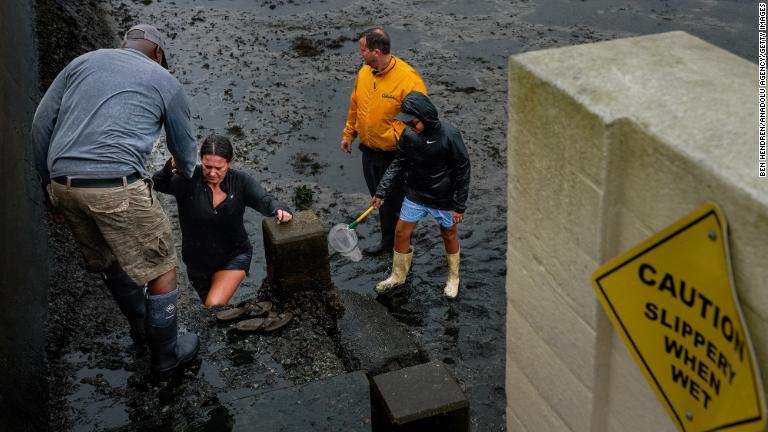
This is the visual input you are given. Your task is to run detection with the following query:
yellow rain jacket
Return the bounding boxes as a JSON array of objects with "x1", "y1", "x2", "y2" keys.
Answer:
[{"x1": 342, "y1": 56, "x2": 427, "y2": 151}]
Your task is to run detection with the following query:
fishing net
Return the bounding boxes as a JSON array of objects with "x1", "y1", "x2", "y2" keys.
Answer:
[{"x1": 328, "y1": 223, "x2": 362, "y2": 262}]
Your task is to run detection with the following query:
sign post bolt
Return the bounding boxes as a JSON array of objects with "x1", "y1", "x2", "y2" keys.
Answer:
[
  {"x1": 708, "y1": 229, "x2": 717, "y2": 241},
  {"x1": 686, "y1": 411, "x2": 694, "y2": 421}
]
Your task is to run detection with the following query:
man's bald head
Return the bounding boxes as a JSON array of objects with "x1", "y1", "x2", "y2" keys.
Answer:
[{"x1": 360, "y1": 28, "x2": 390, "y2": 55}]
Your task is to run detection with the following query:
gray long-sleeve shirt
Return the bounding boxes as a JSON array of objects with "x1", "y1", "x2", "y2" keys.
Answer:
[{"x1": 32, "y1": 48, "x2": 197, "y2": 183}]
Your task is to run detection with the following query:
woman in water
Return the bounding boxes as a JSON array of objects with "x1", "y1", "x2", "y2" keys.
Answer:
[{"x1": 153, "y1": 134, "x2": 292, "y2": 306}]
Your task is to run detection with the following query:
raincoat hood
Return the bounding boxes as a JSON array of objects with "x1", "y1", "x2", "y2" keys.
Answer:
[
  {"x1": 377, "y1": 91, "x2": 471, "y2": 214},
  {"x1": 399, "y1": 91, "x2": 440, "y2": 131}
]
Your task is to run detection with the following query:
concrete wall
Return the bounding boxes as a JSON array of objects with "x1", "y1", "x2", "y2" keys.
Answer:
[
  {"x1": 0, "y1": 0, "x2": 50, "y2": 431},
  {"x1": 506, "y1": 31, "x2": 766, "y2": 431}
]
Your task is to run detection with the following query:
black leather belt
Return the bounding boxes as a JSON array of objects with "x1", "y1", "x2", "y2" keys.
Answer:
[{"x1": 52, "y1": 173, "x2": 141, "y2": 188}]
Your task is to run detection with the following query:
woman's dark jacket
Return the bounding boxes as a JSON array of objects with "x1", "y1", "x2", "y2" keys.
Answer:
[
  {"x1": 153, "y1": 160, "x2": 288, "y2": 273},
  {"x1": 375, "y1": 92, "x2": 470, "y2": 213}
]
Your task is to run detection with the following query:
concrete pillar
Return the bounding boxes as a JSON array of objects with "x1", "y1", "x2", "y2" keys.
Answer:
[
  {"x1": 262, "y1": 210, "x2": 332, "y2": 292},
  {"x1": 261, "y1": 209, "x2": 344, "y2": 318},
  {"x1": 507, "y1": 31, "x2": 765, "y2": 431},
  {"x1": 371, "y1": 361, "x2": 469, "y2": 432}
]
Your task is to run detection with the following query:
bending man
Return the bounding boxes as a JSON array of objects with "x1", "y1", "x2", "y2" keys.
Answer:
[{"x1": 32, "y1": 24, "x2": 199, "y2": 374}]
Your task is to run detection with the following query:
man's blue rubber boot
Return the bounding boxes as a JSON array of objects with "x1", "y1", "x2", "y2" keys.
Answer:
[{"x1": 146, "y1": 288, "x2": 200, "y2": 373}]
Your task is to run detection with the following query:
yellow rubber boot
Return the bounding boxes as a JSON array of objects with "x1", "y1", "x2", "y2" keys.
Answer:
[
  {"x1": 375, "y1": 248, "x2": 413, "y2": 294},
  {"x1": 443, "y1": 250, "x2": 460, "y2": 299}
]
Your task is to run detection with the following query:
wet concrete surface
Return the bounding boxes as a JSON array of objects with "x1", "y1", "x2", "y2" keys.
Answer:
[
  {"x1": 227, "y1": 371, "x2": 371, "y2": 431},
  {"x1": 337, "y1": 291, "x2": 426, "y2": 376},
  {"x1": 41, "y1": 0, "x2": 754, "y2": 430}
]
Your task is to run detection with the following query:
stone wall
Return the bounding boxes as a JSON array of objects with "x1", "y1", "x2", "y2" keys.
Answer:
[
  {"x1": 0, "y1": 0, "x2": 49, "y2": 430},
  {"x1": 0, "y1": 1, "x2": 116, "y2": 429},
  {"x1": 506, "y1": 31, "x2": 766, "y2": 431}
]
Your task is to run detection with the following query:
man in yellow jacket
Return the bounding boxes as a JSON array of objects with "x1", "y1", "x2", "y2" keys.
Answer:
[{"x1": 341, "y1": 27, "x2": 427, "y2": 256}]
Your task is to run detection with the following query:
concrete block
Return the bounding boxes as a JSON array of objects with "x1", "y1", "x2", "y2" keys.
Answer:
[
  {"x1": 514, "y1": 32, "x2": 755, "y2": 140},
  {"x1": 605, "y1": 332, "x2": 674, "y2": 432},
  {"x1": 507, "y1": 216, "x2": 601, "y2": 328},
  {"x1": 508, "y1": 61, "x2": 608, "y2": 206},
  {"x1": 607, "y1": 119, "x2": 716, "y2": 235},
  {"x1": 742, "y1": 306, "x2": 768, "y2": 399},
  {"x1": 228, "y1": 371, "x2": 371, "y2": 432},
  {"x1": 509, "y1": 31, "x2": 768, "y2": 430},
  {"x1": 371, "y1": 361, "x2": 469, "y2": 432},
  {"x1": 607, "y1": 413, "x2": 630, "y2": 432},
  {"x1": 507, "y1": 247, "x2": 596, "y2": 388},
  {"x1": 506, "y1": 347, "x2": 571, "y2": 432},
  {"x1": 729, "y1": 205, "x2": 768, "y2": 315},
  {"x1": 610, "y1": 118, "x2": 768, "y2": 314},
  {"x1": 337, "y1": 291, "x2": 426, "y2": 376},
  {"x1": 262, "y1": 210, "x2": 331, "y2": 291},
  {"x1": 562, "y1": 173, "x2": 603, "y2": 256},
  {"x1": 609, "y1": 204, "x2": 654, "y2": 256},
  {"x1": 507, "y1": 303, "x2": 592, "y2": 432},
  {"x1": 506, "y1": 410, "x2": 528, "y2": 432},
  {"x1": 605, "y1": 119, "x2": 768, "y2": 393}
]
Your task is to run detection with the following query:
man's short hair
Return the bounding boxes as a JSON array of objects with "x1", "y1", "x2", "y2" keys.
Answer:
[{"x1": 360, "y1": 28, "x2": 390, "y2": 55}]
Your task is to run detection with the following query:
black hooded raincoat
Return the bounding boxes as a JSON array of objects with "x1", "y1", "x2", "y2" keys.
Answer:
[{"x1": 375, "y1": 92, "x2": 470, "y2": 214}]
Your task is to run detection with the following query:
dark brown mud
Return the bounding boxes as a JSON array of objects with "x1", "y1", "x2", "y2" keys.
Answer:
[{"x1": 38, "y1": 0, "x2": 754, "y2": 431}]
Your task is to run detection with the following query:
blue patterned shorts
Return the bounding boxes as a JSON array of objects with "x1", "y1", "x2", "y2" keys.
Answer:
[{"x1": 399, "y1": 197, "x2": 454, "y2": 228}]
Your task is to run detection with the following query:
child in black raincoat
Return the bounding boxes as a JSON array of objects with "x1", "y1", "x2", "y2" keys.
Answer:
[{"x1": 371, "y1": 91, "x2": 470, "y2": 298}]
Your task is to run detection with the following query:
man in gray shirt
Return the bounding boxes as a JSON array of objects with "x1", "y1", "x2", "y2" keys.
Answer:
[{"x1": 32, "y1": 24, "x2": 199, "y2": 374}]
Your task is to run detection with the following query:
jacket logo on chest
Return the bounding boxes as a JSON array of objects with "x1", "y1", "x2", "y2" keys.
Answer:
[{"x1": 381, "y1": 93, "x2": 396, "y2": 100}]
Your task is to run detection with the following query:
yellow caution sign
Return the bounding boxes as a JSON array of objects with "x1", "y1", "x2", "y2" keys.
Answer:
[{"x1": 592, "y1": 203, "x2": 766, "y2": 432}]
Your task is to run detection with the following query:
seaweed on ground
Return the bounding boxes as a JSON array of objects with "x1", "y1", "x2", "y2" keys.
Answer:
[{"x1": 293, "y1": 185, "x2": 315, "y2": 211}]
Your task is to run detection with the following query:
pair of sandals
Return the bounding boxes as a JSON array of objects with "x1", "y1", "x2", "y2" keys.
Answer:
[{"x1": 215, "y1": 300, "x2": 293, "y2": 333}]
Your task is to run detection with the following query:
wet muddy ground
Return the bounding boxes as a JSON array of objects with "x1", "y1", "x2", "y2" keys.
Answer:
[{"x1": 42, "y1": 0, "x2": 754, "y2": 430}]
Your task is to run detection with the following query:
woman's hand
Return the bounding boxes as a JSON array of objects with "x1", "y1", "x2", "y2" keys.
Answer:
[
  {"x1": 452, "y1": 211, "x2": 464, "y2": 224},
  {"x1": 275, "y1": 209, "x2": 292, "y2": 224},
  {"x1": 370, "y1": 197, "x2": 383, "y2": 209},
  {"x1": 165, "y1": 157, "x2": 178, "y2": 174}
]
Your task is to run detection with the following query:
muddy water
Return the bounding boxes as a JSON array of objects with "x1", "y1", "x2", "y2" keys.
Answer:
[{"x1": 48, "y1": 0, "x2": 753, "y2": 430}]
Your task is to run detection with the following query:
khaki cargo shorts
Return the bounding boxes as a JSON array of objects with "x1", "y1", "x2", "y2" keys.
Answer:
[{"x1": 49, "y1": 178, "x2": 177, "y2": 286}]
